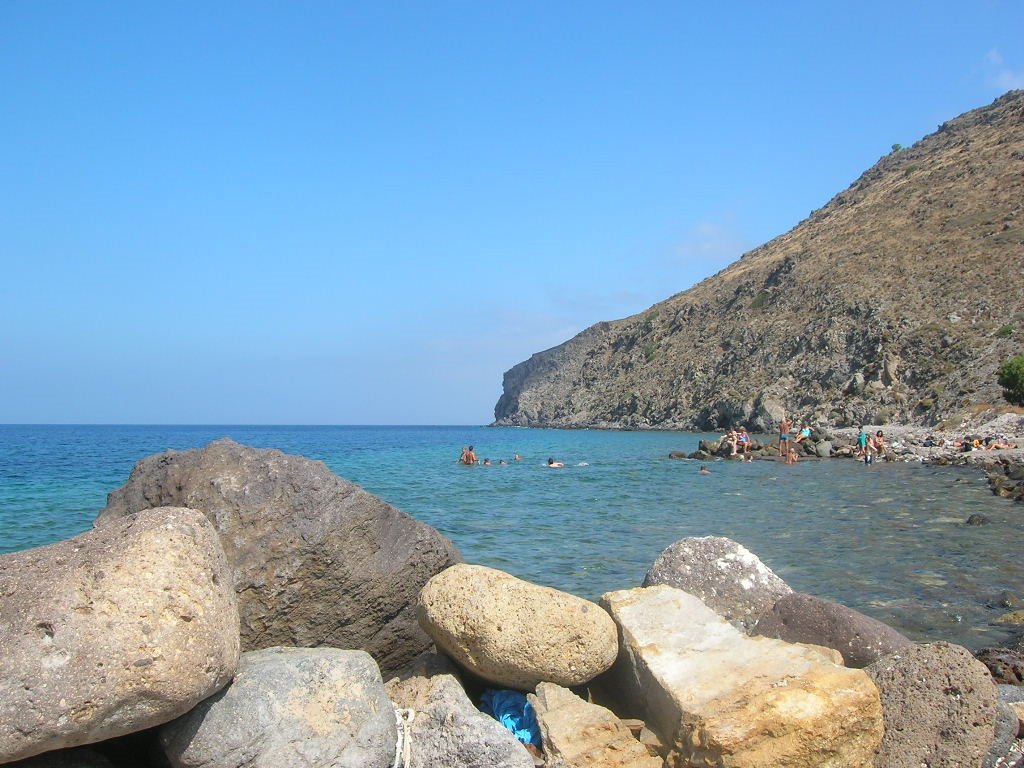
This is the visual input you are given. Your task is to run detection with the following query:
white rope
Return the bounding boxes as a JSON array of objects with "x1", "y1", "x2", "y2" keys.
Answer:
[{"x1": 392, "y1": 707, "x2": 416, "y2": 768}]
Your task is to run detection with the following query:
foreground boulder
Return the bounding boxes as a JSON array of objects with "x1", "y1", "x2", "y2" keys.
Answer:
[
  {"x1": 417, "y1": 564, "x2": 618, "y2": 689},
  {"x1": 7, "y1": 747, "x2": 117, "y2": 767},
  {"x1": 160, "y1": 647, "x2": 395, "y2": 768},
  {"x1": 386, "y1": 671, "x2": 534, "y2": 768},
  {"x1": 600, "y1": 585, "x2": 883, "y2": 768},
  {"x1": 643, "y1": 536, "x2": 792, "y2": 629},
  {"x1": 0, "y1": 507, "x2": 239, "y2": 764},
  {"x1": 528, "y1": 682, "x2": 662, "y2": 768},
  {"x1": 752, "y1": 592, "x2": 913, "y2": 667},
  {"x1": 96, "y1": 438, "x2": 462, "y2": 675},
  {"x1": 866, "y1": 642, "x2": 999, "y2": 768}
]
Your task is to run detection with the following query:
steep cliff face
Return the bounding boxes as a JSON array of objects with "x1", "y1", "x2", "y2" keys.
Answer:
[{"x1": 494, "y1": 91, "x2": 1024, "y2": 432}]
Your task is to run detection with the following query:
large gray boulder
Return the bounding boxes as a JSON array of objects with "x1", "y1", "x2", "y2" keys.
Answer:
[
  {"x1": 385, "y1": 671, "x2": 534, "y2": 768},
  {"x1": 753, "y1": 592, "x2": 913, "y2": 667},
  {"x1": 0, "y1": 507, "x2": 239, "y2": 764},
  {"x1": 96, "y1": 438, "x2": 463, "y2": 675},
  {"x1": 160, "y1": 647, "x2": 395, "y2": 768},
  {"x1": 866, "y1": 642, "x2": 999, "y2": 768},
  {"x1": 642, "y1": 536, "x2": 792, "y2": 630},
  {"x1": 416, "y1": 564, "x2": 618, "y2": 689}
]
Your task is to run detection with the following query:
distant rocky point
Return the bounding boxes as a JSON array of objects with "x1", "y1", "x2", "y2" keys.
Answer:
[{"x1": 494, "y1": 90, "x2": 1024, "y2": 432}]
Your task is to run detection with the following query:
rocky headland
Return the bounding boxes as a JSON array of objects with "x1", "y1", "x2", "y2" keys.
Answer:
[
  {"x1": 493, "y1": 90, "x2": 1024, "y2": 434},
  {"x1": 2, "y1": 440, "x2": 1023, "y2": 767}
]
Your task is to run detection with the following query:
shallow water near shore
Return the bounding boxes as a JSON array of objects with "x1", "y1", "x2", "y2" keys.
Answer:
[{"x1": 1, "y1": 424, "x2": 1022, "y2": 650}]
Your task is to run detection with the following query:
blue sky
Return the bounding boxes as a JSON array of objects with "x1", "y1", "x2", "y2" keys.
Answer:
[{"x1": 2, "y1": 1, "x2": 1022, "y2": 424}]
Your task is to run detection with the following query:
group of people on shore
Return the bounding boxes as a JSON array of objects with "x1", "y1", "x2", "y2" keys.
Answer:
[
  {"x1": 855, "y1": 427, "x2": 888, "y2": 464},
  {"x1": 922, "y1": 434, "x2": 1016, "y2": 451},
  {"x1": 720, "y1": 418, "x2": 814, "y2": 465},
  {"x1": 778, "y1": 416, "x2": 814, "y2": 465},
  {"x1": 721, "y1": 427, "x2": 755, "y2": 462}
]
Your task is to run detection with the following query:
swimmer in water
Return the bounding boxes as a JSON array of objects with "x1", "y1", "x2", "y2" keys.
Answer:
[
  {"x1": 699, "y1": 464, "x2": 711, "y2": 474},
  {"x1": 547, "y1": 457, "x2": 565, "y2": 468}
]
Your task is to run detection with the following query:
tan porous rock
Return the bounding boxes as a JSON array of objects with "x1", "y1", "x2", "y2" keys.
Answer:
[
  {"x1": 529, "y1": 682, "x2": 663, "y2": 768},
  {"x1": 416, "y1": 564, "x2": 617, "y2": 689},
  {"x1": 600, "y1": 585, "x2": 883, "y2": 768},
  {"x1": 0, "y1": 507, "x2": 240, "y2": 764}
]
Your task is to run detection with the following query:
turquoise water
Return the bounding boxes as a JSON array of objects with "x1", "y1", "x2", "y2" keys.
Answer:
[{"x1": 1, "y1": 424, "x2": 1022, "y2": 650}]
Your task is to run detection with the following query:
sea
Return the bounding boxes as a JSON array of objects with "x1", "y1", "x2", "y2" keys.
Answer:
[{"x1": 2, "y1": 424, "x2": 1022, "y2": 651}]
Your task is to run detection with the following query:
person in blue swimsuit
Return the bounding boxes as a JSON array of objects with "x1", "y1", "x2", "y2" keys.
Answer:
[
  {"x1": 737, "y1": 427, "x2": 752, "y2": 461},
  {"x1": 778, "y1": 417, "x2": 792, "y2": 457},
  {"x1": 856, "y1": 428, "x2": 871, "y2": 463}
]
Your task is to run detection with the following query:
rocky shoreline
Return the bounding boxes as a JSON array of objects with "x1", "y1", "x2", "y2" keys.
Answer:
[
  {"x1": 676, "y1": 413, "x2": 1024, "y2": 504},
  {"x1": 1, "y1": 439, "x2": 1022, "y2": 767}
]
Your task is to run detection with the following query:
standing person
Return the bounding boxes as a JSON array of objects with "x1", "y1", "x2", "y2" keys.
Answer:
[
  {"x1": 856, "y1": 428, "x2": 869, "y2": 462},
  {"x1": 459, "y1": 445, "x2": 478, "y2": 465},
  {"x1": 778, "y1": 416, "x2": 793, "y2": 457}
]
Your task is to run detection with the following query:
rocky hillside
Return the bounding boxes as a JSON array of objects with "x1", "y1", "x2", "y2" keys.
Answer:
[{"x1": 494, "y1": 90, "x2": 1024, "y2": 432}]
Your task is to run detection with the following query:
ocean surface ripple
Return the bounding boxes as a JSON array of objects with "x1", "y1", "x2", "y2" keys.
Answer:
[{"x1": 1, "y1": 424, "x2": 1021, "y2": 650}]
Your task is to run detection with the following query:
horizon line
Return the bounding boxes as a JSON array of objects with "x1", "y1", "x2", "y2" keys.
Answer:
[{"x1": 0, "y1": 422, "x2": 493, "y2": 428}]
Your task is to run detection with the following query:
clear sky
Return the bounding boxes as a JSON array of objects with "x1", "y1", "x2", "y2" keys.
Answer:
[{"x1": 2, "y1": 2, "x2": 1022, "y2": 425}]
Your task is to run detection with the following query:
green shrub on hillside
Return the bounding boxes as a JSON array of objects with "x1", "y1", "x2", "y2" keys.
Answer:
[
  {"x1": 996, "y1": 324, "x2": 1015, "y2": 338},
  {"x1": 998, "y1": 355, "x2": 1024, "y2": 406}
]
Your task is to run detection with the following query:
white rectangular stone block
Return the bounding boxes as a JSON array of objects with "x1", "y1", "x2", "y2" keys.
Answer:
[{"x1": 600, "y1": 585, "x2": 883, "y2": 768}]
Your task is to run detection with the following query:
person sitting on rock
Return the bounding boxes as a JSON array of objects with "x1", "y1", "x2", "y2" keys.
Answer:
[
  {"x1": 794, "y1": 425, "x2": 813, "y2": 443},
  {"x1": 723, "y1": 429, "x2": 739, "y2": 456},
  {"x1": 737, "y1": 427, "x2": 753, "y2": 461},
  {"x1": 872, "y1": 430, "x2": 887, "y2": 456}
]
